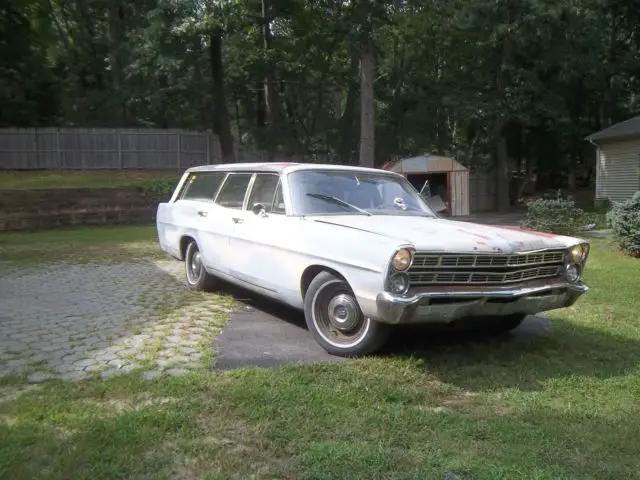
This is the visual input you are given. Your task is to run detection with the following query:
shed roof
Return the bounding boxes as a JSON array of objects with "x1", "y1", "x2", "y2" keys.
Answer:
[
  {"x1": 586, "y1": 115, "x2": 640, "y2": 143},
  {"x1": 382, "y1": 154, "x2": 467, "y2": 173}
]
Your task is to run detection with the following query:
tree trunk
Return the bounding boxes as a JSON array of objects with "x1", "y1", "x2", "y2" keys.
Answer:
[
  {"x1": 495, "y1": 12, "x2": 512, "y2": 212},
  {"x1": 209, "y1": 28, "x2": 235, "y2": 162},
  {"x1": 495, "y1": 119, "x2": 511, "y2": 211},
  {"x1": 261, "y1": 0, "x2": 280, "y2": 134},
  {"x1": 359, "y1": 46, "x2": 375, "y2": 168},
  {"x1": 337, "y1": 52, "x2": 359, "y2": 163},
  {"x1": 568, "y1": 146, "x2": 578, "y2": 191},
  {"x1": 256, "y1": 83, "x2": 266, "y2": 128},
  {"x1": 356, "y1": 0, "x2": 375, "y2": 168},
  {"x1": 108, "y1": 0, "x2": 126, "y2": 125}
]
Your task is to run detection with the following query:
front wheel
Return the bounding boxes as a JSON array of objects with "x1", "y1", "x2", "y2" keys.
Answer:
[{"x1": 304, "y1": 271, "x2": 391, "y2": 357}]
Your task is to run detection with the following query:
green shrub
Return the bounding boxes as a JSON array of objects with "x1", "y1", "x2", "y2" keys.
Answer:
[
  {"x1": 520, "y1": 197, "x2": 586, "y2": 235},
  {"x1": 606, "y1": 191, "x2": 640, "y2": 257},
  {"x1": 135, "y1": 179, "x2": 179, "y2": 202}
]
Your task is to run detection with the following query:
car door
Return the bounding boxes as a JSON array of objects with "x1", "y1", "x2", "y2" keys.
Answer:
[
  {"x1": 172, "y1": 171, "x2": 228, "y2": 271},
  {"x1": 209, "y1": 172, "x2": 255, "y2": 275},
  {"x1": 227, "y1": 173, "x2": 291, "y2": 293}
]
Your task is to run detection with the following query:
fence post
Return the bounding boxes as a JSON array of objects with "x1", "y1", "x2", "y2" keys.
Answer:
[
  {"x1": 116, "y1": 129, "x2": 123, "y2": 169},
  {"x1": 55, "y1": 128, "x2": 62, "y2": 167},
  {"x1": 206, "y1": 133, "x2": 210, "y2": 165},
  {"x1": 33, "y1": 128, "x2": 39, "y2": 169},
  {"x1": 176, "y1": 133, "x2": 182, "y2": 169}
]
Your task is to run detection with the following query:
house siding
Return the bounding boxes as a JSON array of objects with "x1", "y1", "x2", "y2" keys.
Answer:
[{"x1": 595, "y1": 136, "x2": 640, "y2": 202}]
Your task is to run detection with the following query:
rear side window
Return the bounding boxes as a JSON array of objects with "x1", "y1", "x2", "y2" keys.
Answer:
[
  {"x1": 215, "y1": 173, "x2": 253, "y2": 209},
  {"x1": 180, "y1": 172, "x2": 226, "y2": 202}
]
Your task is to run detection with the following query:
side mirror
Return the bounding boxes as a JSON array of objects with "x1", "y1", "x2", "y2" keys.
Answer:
[{"x1": 251, "y1": 202, "x2": 268, "y2": 217}]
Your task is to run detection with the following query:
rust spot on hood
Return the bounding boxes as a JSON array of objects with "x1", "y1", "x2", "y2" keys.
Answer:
[
  {"x1": 456, "y1": 228, "x2": 492, "y2": 241},
  {"x1": 489, "y1": 224, "x2": 560, "y2": 239}
]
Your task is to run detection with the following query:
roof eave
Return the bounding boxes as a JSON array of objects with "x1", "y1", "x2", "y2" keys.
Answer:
[{"x1": 586, "y1": 132, "x2": 640, "y2": 143}]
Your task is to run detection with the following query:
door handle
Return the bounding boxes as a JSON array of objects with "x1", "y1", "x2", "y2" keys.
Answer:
[
  {"x1": 232, "y1": 217, "x2": 244, "y2": 224},
  {"x1": 197, "y1": 211, "x2": 208, "y2": 217}
]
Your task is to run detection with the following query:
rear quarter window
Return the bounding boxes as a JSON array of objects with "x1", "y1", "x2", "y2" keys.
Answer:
[{"x1": 180, "y1": 172, "x2": 227, "y2": 202}]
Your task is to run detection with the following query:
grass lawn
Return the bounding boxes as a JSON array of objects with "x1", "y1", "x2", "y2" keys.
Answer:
[
  {"x1": 0, "y1": 169, "x2": 181, "y2": 190},
  {"x1": 0, "y1": 225, "x2": 164, "y2": 265},
  {"x1": 1, "y1": 227, "x2": 639, "y2": 479}
]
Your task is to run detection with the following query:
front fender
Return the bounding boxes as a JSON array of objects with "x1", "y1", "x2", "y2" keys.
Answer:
[{"x1": 290, "y1": 220, "x2": 409, "y2": 318}]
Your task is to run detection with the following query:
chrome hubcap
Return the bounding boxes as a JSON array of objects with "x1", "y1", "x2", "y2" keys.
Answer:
[
  {"x1": 311, "y1": 280, "x2": 371, "y2": 349},
  {"x1": 188, "y1": 250, "x2": 202, "y2": 281},
  {"x1": 327, "y1": 294, "x2": 361, "y2": 331}
]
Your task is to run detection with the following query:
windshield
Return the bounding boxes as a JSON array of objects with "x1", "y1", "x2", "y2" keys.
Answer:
[{"x1": 287, "y1": 169, "x2": 437, "y2": 217}]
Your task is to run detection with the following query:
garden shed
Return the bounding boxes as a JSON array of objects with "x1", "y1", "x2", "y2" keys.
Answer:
[{"x1": 382, "y1": 154, "x2": 470, "y2": 216}]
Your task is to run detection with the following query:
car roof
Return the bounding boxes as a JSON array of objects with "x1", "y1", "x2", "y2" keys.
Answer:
[{"x1": 185, "y1": 162, "x2": 401, "y2": 176}]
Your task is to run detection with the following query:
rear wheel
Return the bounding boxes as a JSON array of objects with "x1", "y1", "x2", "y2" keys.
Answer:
[
  {"x1": 304, "y1": 271, "x2": 391, "y2": 357},
  {"x1": 184, "y1": 240, "x2": 216, "y2": 291}
]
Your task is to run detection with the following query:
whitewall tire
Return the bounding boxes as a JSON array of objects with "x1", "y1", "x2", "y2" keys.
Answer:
[{"x1": 303, "y1": 271, "x2": 391, "y2": 357}]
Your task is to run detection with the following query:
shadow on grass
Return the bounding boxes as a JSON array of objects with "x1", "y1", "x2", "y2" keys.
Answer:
[
  {"x1": 382, "y1": 316, "x2": 640, "y2": 392},
  {"x1": 212, "y1": 282, "x2": 640, "y2": 392}
]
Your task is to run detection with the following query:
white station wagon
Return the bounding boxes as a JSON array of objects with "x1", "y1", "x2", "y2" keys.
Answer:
[{"x1": 156, "y1": 162, "x2": 590, "y2": 357}]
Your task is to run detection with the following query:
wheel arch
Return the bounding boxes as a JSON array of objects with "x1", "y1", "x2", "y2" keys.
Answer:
[
  {"x1": 179, "y1": 234, "x2": 196, "y2": 260},
  {"x1": 300, "y1": 264, "x2": 348, "y2": 301}
]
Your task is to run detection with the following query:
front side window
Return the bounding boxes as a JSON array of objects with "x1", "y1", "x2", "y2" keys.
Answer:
[
  {"x1": 246, "y1": 174, "x2": 280, "y2": 212},
  {"x1": 272, "y1": 181, "x2": 286, "y2": 214},
  {"x1": 215, "y1": 173, "x2": 253, "y2": 209},
  {"x1": 287, "y1": 170, "x2": 436, "y2": 217},
  {"x1": 180, "y1": 172, "x2": 226, "y2": 202}
]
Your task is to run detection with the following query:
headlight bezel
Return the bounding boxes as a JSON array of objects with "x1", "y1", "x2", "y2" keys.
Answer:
[
  {"x1": 388, "y1": 272, "x2": 410, "y2": 295},
  {"x1": 385, "y1": 246, "x2": 415, "y2": 296},
  {"x1": 564, "y1": 241, "x2": 590, "y2": 284},
  {"x1": 567, "y1": 242, "x2": 590, "y2": 264},
  {"x1": 565, "y1": 263, "x2": 581, "y2": 283},
  {"x1": 391, "y1": 247, "x2": 415, "y2": 272}
]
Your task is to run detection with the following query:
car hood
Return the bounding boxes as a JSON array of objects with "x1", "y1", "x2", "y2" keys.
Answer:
[{"x1": 311, "y1": 215, "x2": 574, "y2": 253}]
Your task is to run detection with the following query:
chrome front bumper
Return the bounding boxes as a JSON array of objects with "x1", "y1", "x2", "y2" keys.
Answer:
[{"x1": 375, "y1": 282, "x2": 589, "y2": 325}]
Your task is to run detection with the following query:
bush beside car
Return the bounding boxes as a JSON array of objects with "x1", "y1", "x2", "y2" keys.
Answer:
[
  {"x1": 606, "y1": 191, "x2": 640, "y2": 258},
  {"x1": 520, "y1": 197, "x2": 587, "y2": 235}
]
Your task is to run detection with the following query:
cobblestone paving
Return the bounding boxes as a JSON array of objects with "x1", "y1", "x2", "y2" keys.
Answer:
[{"x1": 0, "y1": 260, "x2": 234, "y2": 382}]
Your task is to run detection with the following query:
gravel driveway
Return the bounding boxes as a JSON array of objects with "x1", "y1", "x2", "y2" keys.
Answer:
[{"x1": 0, "y1": 259, "x2": 233, "y2": 382}]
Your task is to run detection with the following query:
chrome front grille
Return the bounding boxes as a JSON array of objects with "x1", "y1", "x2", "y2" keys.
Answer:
[{"x1": 408, "y1": 250, "x2": 566, "y2": 286}]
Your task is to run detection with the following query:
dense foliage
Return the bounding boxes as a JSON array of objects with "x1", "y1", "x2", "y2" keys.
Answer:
[
  {"x1": 1, "y1": 0, "x2": 639, "y2": 208},
  {"x1": 521, "y1": 197, "x2": 587, "y2": 235},
  {"x1": 606, "y1": 191, "x2": 640, "y2": 257}
]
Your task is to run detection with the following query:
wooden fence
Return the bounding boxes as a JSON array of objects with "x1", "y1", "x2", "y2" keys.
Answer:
[{"x1": 0, "y1": 127, "x2": 222, "y2": 170}]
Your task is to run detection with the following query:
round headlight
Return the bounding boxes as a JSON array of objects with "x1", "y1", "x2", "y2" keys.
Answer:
[
  {"x1": 392, "y1": 248, "x2": 413, "y2": 271},
  {"x1": 389, "y1": 272, "x2": 410, "y2": 295},
  {"x1": 568, "y1": 244, "x2": 587, "y2": 263},
  {"x1": 565, "y1": 264, "x2": 580, "y2": 283}
]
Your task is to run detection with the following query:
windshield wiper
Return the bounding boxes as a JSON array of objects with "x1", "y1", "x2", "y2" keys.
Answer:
[{"x1": 306, "y1": 193, "x2": 372, "y2": 216}]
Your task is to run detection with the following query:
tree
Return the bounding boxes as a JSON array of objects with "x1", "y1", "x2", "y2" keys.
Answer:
[
  {"x1": 1, "y1": 0, "x2": 639, "y2": 197},
  {"x1": 355, "y1": 0, "x2": 375, "y2": 168}
]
